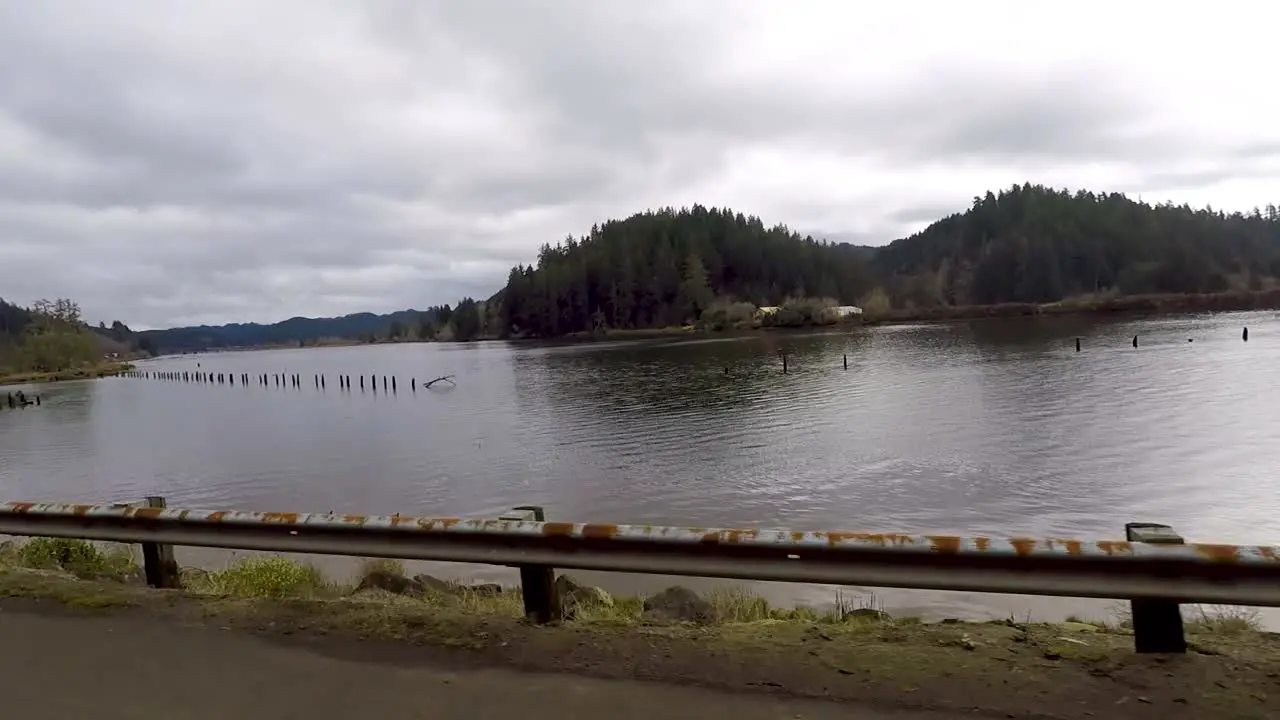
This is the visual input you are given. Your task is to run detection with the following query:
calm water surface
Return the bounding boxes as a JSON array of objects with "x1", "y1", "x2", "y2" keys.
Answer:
[{"x1": 3, "y1": 311, "x2": 1279, "y2": 625}]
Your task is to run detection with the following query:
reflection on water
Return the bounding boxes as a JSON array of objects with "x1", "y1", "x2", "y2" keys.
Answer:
[{"x1": 3, "y1": 311, "x2": 1280, "y2": 626}]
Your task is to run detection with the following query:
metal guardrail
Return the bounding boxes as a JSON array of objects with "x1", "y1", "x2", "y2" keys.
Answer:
[{"x1": 1, "y1": 499, "x2": 1277, "y2": 653}]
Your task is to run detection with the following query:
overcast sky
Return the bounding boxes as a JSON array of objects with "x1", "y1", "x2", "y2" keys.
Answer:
[{"x1": 1, "y1": 1, "x2": 1277, "y2": 329}]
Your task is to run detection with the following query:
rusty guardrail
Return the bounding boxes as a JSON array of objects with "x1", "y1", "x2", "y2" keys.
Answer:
[{"x1": 1, "y1": 500, "x2": 1276, "y2": 654}]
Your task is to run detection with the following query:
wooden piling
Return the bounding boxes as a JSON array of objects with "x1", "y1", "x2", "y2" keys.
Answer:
[
  {"x1": 501, "y1": 506, "x2": 561, "y2": 624},
  {"x1": 1132, "y1": 335, "x2": 1138, "y2": 348},
  {"x1": 782, "y1": 355, "x2": 788, "y2": 374},
  {"x1": 140, "y1": 496, "x2": 181, "y2": 589},
  {"x1": 382, "y1": 375, "x2": 387, "y2": 391},
  {"x1": 411, "y1": 378, "x2": 416, "y2": 391},
  {"x1": 391, "y1": 377, "x2": 396, "y2": 392},
  {"x1": 1126, "y1": 523, "x2": 1186, "y2": 653},
  {"x1": 843, "y1": 354, "x2": 848, "y2": 370},
  {"x1": 359, "y1": 376, "x2": 364, "y2": 389},
  {"x1": 1075, "y1": 338, "x2": 1081, "y2": 352},
  {"x1": 1243, "y1": 327, "x2": 1249, "y2": 342}
]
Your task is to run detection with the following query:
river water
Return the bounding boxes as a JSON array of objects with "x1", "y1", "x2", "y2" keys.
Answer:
[{"x1": 3, "y1": 311, "x2": 1279, "y2": 626}]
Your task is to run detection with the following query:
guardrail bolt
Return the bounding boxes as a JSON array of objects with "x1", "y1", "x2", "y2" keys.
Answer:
[
  {"x1": 502, "y1": 505, "x2": 561, "y2": 624},
  {"x1": 1125, "y1": 522, "x2": 1186, "y2": 654},
  {"x1": 141, "y1": 496, "x2": 181, "y2": 589}
]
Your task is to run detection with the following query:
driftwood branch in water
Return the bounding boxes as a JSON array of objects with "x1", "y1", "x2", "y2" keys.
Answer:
[{"x1": 423, "y1": 375, "x2": 456, "y2": 389}]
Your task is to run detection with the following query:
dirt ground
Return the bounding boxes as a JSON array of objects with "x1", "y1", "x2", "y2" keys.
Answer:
[{"x1": 2, "y1": 569, "x2": 1278, "y2": 719}]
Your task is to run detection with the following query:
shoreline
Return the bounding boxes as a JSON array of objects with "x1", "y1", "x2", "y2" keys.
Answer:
[
  {"x1": 0, "y1": 360, "x2": 135, "y2": 387},
  {"x1": 1, "y1": 540, "x2": 1277, "y2": 718},
  {"x1": 161, "y1": 289, "x2": 1280, "y2": 354}
]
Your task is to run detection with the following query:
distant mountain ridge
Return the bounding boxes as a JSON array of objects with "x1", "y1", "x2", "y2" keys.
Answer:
[{"x1": 137, "y1": 309, "x2": 430, "y2": 353}]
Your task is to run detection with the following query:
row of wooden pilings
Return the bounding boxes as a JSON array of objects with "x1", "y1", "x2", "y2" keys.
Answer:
[
  {"x1": 122, "y1": 370, "x2": 453, "y2": 393},
  {"x1": 765, "y1": 326, "x2": 1254, "y2": 374}
]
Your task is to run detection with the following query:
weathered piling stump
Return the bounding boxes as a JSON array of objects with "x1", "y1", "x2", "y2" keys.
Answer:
[
  {"x1": 140, "y1": 496, "x2": 180, "y2": 589},
  {"x1": 843, "y1": 354, "x2": 848, "y2": 370},
  {"x1": 1132, "y1": 335, "x2": 1138, "y2": 348},
  {"x1": 500, "y1": 505, "x2": 561, "y2": 624},
  {"x1": 1075, "y1": 337, "x2": 1081, "y2": 352},
  {"x1": 1125, "y1": 522, "x2": 1187, "y2": 654},
  {"x1": 782, "y1": 354, "x2": 789, "y2": 373},
  {"x1": 1243, "y1": 327, "x2": 1249, "y2": 342}
]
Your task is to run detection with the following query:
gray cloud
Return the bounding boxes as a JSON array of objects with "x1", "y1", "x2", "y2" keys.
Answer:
[{"x1": 0, "y1": 1, "x2": 1275, "y2": 328}]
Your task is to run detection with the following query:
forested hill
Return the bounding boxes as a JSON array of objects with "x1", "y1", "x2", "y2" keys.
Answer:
[
  {"x1": 873, "y1": 184, "x2": 1280, "y2": 307},
  {"x1": 500, "y1": 205, "x2": 874, "y2": 336},
  {"x1": 130, "y1": 183, "x2": 1280, "y2": 349},
  {"x1": 1, "y1": 297, "x2": 136, "y2": 374}
]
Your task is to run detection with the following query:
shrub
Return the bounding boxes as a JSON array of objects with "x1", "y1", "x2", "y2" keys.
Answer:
[
  {"x1": 198, "y1": 556, "x2": 329, "y2": 598},
  {"x1": 17, "y1": 538, "x2": 135, "y2": 579}
]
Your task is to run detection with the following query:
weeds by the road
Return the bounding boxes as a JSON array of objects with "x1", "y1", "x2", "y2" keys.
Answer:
[
  {"x1": 3, "y1": 538, "x2": 137, "y2": 581},
  {"x1": 183, "y1": 556, "x2": 332, "y2": 599},
  {"x1": 0, "y1": 537, "x2": 1267, "y2": 635}
]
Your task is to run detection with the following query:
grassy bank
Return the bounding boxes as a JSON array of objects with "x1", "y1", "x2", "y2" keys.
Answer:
[
  {"x1": 0, "y1": 360, "x2": 135, "y2": 387},
  {"x1": 523, "y1": 288, "x2": 1280, "y2": 342},
  {"x1": 862, "y1": 288, "x2": 1280, "y2": 326},
  {"x1": 1, "y1": 538, "x2": 1277, "y2": 717}
]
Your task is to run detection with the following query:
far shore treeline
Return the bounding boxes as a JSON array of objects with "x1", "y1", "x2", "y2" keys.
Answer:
[
  {"x1": 31, "y1": 183, "x2": 1280, "y2": 354},
  {"x1": 0, "y1": 298, "x2": 139, "y2": 384}
]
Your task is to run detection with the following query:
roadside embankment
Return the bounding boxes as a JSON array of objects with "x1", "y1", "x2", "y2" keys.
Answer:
[{"x1": 1, "y1": 538, "x2": 1276, "y2": 718}]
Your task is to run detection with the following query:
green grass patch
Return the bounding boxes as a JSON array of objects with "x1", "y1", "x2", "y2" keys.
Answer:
[
  {"x1": 1188, "y1": 604, "x2": 1263, "y2": 635},
  {"x1": 706, "y1": 586, "x2": 774, "y2": 622},
  {"x1": 11, "y1": 538, "x2": 137, "y2": 580},
  {"x1": 0, "y1": 361, "x2": 134, "y2": 386},
  {"x1": 186, "y1": 556, "x2": 332, "y2": 599}
]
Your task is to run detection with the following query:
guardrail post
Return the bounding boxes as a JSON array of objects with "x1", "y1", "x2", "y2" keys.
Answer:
[
  {"x1": 501, "y1": 505, "x2": 561, "y2": 624},
  {"x1": 1125, "y1": 522, "x2": 1186, "y2": 654},
  {"x1": 141, "y1": 496, "x2": 180, "y2": 589}
]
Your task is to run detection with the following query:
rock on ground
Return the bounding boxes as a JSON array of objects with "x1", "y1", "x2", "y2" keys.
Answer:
[
  {"x1": 554, "y1": 575, "x2": 614, "y2": 618},
  {"x1": 643, "y1": 586, "x2": 713, "y2": 623}
]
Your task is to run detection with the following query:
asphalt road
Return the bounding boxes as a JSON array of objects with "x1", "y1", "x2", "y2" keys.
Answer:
[{"x1": 0, "y1": 608, "x2": 965, "y2": 720}]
